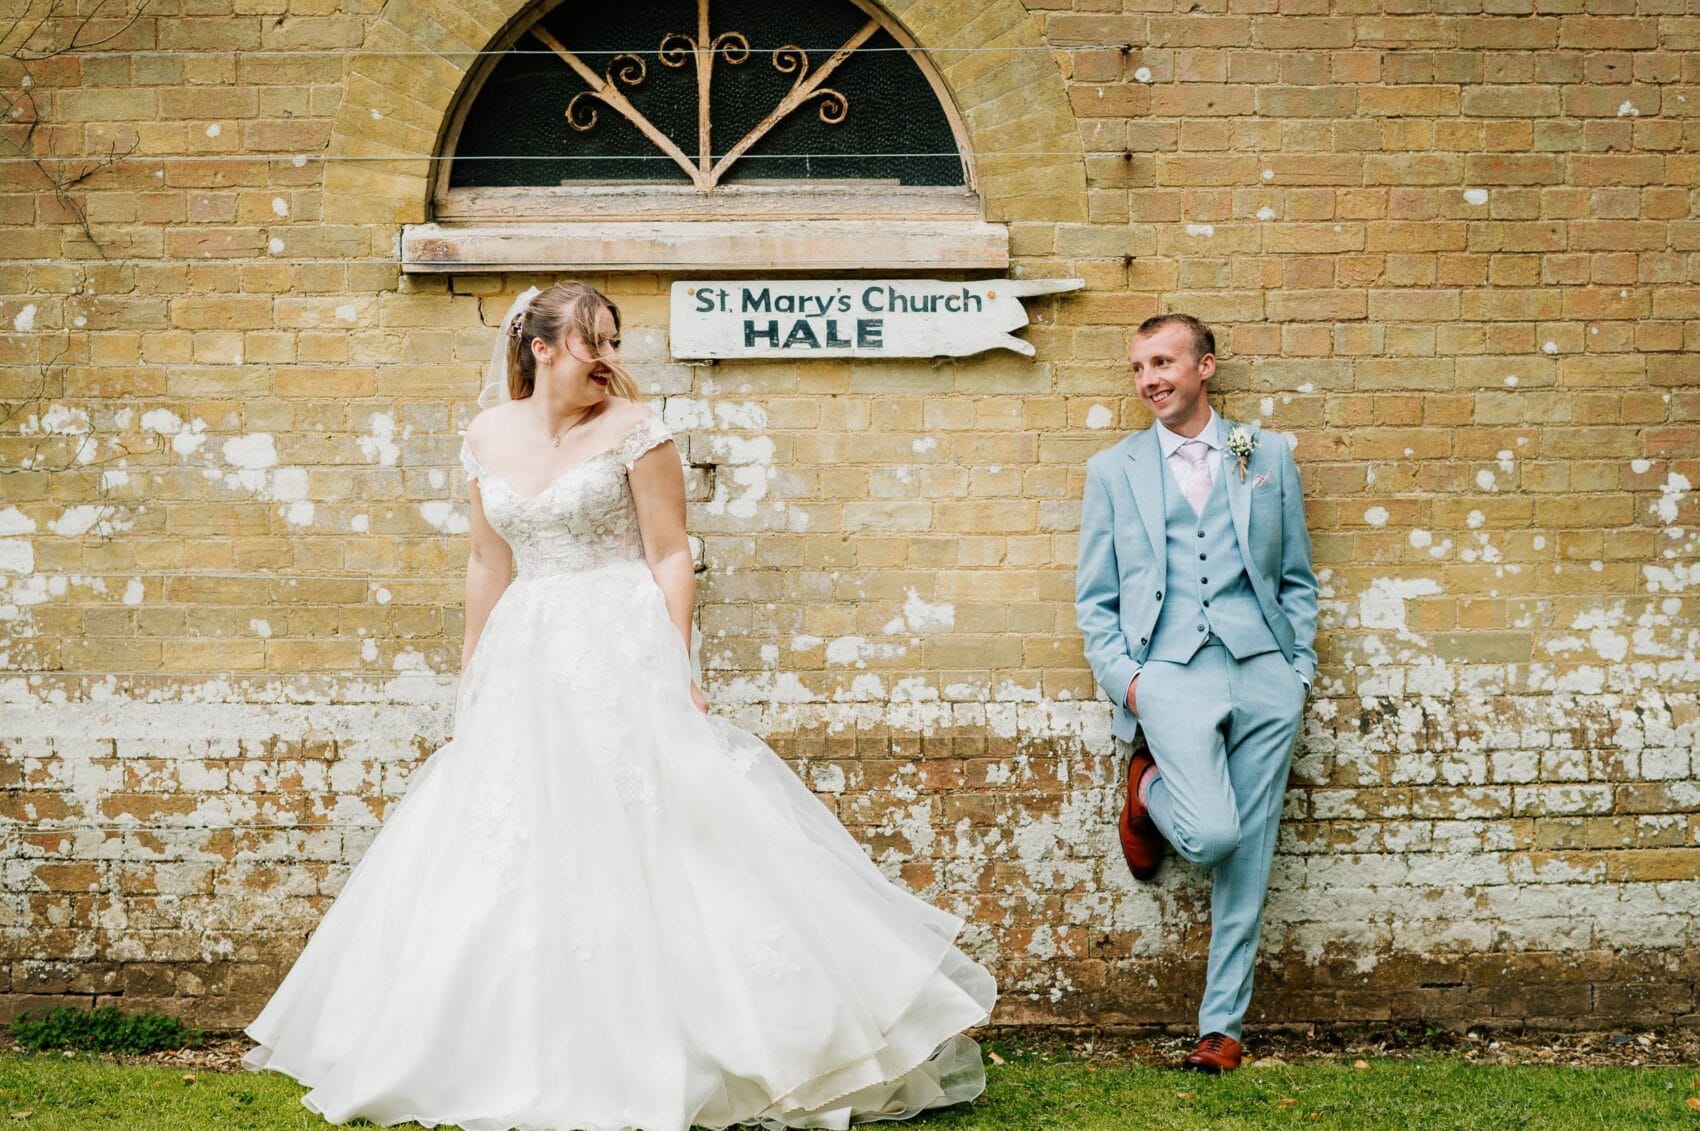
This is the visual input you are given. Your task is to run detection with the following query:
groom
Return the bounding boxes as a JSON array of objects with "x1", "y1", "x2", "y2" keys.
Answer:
[{"x1": 1074, "y1": 314, "x2": 1318, "y2": 1072}]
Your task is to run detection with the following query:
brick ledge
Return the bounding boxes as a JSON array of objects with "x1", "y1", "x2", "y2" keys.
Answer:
[{"x1": 400, "y1": 219, "x2": 1013, "y2": 274}]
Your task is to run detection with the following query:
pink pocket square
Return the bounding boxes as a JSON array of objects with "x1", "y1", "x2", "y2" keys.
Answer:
[{"x1": 1251, "y1": 472, "x2": 1272, "y2": 488}]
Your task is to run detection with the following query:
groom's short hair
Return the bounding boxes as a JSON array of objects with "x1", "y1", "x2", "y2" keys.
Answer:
[{"x1": 1134, "y1": 313, "x2": 1215, "y2": 362}]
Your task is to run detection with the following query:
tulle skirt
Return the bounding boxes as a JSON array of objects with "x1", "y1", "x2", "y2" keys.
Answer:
[{"x1": 242, "y1": 559, "x2": 996, "y2": 1130}]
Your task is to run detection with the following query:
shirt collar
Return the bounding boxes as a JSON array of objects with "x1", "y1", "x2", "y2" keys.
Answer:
[{"x1": 1155, "y1": 409, "x2": 1222, "y2": 459}]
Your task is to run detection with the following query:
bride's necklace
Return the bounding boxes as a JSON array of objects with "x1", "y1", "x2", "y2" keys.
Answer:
[{"x1": 546, "y1": 404, "x2": 601, "y2": 448}]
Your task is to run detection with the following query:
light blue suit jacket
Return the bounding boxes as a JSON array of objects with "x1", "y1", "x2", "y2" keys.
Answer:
[{"x1": 1075, "y1": 420, "x2": 1319, "y2": 742}]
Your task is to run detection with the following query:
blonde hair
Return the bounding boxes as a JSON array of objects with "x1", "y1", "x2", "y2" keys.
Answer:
[{"x1": 503, "y1": 281, "x2": 640, "y2": 402}]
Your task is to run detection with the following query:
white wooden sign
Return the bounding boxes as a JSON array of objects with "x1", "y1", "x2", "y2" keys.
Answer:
[{"x1": 668, "y1": 278, "x2": 1084, "y2": 360}]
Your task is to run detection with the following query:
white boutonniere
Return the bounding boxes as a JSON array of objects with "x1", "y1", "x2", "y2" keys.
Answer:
[{"x1": 1225, "y1": 425, "x2": 1259, "y2": 482}]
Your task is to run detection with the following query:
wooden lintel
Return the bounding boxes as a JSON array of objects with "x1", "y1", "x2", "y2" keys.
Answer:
[{"x1": 400, "y1": 219, "x2": 1010, "y2": 273}]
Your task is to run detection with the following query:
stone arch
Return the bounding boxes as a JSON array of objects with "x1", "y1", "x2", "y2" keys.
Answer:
[{"x1": 320, "y1": 0, "x2": 1087, "y2": 228}]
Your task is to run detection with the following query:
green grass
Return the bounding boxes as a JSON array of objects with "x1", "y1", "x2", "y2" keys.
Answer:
[{"x1": 0, "y1": 1041, "x2": 1695, "y2": 1130}]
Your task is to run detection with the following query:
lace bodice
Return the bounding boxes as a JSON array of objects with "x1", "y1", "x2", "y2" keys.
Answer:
[{"x1": 459, "y1": 413, "x2": 675, "y2": 579}]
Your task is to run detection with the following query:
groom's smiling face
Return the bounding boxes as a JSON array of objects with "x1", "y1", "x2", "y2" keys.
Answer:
[{"x1": 1129, "y1": 323, "x2": 1215, "y2": 435}]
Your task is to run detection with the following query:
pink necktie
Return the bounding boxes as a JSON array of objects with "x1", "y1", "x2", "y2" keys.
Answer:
[{"x1": 1179, "y1": 439, "x2": 1213, "y2": 516}]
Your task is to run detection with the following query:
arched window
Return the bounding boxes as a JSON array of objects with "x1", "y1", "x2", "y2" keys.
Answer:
[{"x1": 405, "y1": 0, "x2": 1005, "y2": 272}]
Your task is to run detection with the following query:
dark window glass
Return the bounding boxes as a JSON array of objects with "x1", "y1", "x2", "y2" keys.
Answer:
[{"x1": 449, "y1": 0, "x2": 964, "y2": 189}]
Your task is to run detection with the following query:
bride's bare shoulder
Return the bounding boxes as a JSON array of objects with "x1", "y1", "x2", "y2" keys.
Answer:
[
  {"x1": 467, "y1": 402, "x2": 522, "y2": 452},
  {"x1": 606, "y1": 397, "x2": 657, "y2": 429}
]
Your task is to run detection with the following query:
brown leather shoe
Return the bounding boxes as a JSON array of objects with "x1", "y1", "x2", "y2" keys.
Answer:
[
  {"x1": 1117, "y1": 748, "x2": 1165, "y2": 881},
  {"x1": 1181, "y1": 1032, "x2": 1243, "y2": 1073}
]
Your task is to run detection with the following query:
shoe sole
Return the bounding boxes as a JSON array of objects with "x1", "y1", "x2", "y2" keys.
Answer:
[{"x1": 1118, "y1": 760, "x2": 1163, "y2": 881}]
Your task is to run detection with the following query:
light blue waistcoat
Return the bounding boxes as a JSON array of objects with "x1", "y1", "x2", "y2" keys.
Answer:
[{"x1": 1146, "y1": 460, "x2": 1281, "y2": 664}]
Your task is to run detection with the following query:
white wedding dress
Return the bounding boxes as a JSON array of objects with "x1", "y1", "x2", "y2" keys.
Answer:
[{"x1": 242, "y1": 412, "x2": 996, "y2": 1131}]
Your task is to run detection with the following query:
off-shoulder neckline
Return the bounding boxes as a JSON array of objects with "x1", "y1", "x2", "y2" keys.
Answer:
[{"x1": 463, "y1": 413, "x2": 667, "y2": 503}]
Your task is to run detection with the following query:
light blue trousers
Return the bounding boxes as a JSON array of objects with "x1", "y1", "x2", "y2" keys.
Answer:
[{"x1": 1119, "y1": 640, "x2": 1306, "y2": 1040}]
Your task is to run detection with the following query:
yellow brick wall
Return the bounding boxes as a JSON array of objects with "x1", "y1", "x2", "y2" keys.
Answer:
[{"x1": 0, "y1": 0, "x2": 1696, "y2": 1030}]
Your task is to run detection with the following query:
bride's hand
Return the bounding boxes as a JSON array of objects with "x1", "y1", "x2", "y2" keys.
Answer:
[{"x1": 689, "y1": 681, "x2": 709, "y2": 715}]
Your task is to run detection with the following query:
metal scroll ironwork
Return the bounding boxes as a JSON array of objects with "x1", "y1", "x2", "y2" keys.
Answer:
[{"x1": 528, "y1": 0, "x2": 879, "y2": 190}]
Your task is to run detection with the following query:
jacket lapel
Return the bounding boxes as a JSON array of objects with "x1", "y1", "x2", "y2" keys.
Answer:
[
  {"x1": 1222, "y1": 418, "x2": 1253, "y2": 560},
  {"x1": 1121, "y1": 427, "x2": 1166, "y2": 571}
]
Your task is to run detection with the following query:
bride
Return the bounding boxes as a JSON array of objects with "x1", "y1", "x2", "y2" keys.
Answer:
[{"x1": 241, "y1": 281, "x2": 998, "y2": 1130}]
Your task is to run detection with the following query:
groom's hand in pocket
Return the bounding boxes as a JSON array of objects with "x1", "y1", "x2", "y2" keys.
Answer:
[{"x1": 1126, "y1": 674, "x2": 1140, "y2": 716}]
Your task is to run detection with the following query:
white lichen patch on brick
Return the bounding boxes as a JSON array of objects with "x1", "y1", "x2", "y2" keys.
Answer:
[
  {"x1": 0, "y1": 541, "x2": 32, "y2": 576},
  {"x1": 47, "y1": 506, "x2": 108, "y2": 537},
  {"x1": 141, "y1": 409, "x2": 208, "y2": 457},
  {"x1": 808, "y1": 763, "x2": 846, "y2": 793},
  {"x1": 882, "y1": 589, "x2": 955, "y2": 635},
  {"x1": 890, "y1": 676, "x2": 939, "y2": 701},
  {"x1": 419, "y1": 500, "x2": 469, "y2": 535},
  {"x1": 190, "y1": 433, "x2": 315, "y2": 526},
  {"x1": 22, "y1": 404, "x2": 90, "y2": 440},
  {"x1": 824, "y1": 636, "x2": 906, "y2": 668},
  {"x1": 358, "y1": 413, "x2": 400, "y2": 467},
  {"x1": 0, "y1": 507, "x2": 36, "y2": 538},
  {"x1": 1357, "y1": 577, "x2": 1443, "y2": 642},
  {"x1": 1652, "y1": 472, "x2": 1690, "y2": 525},
  {"x1": 662, "y1": 397, "x2": 766, "y2": 432}
]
